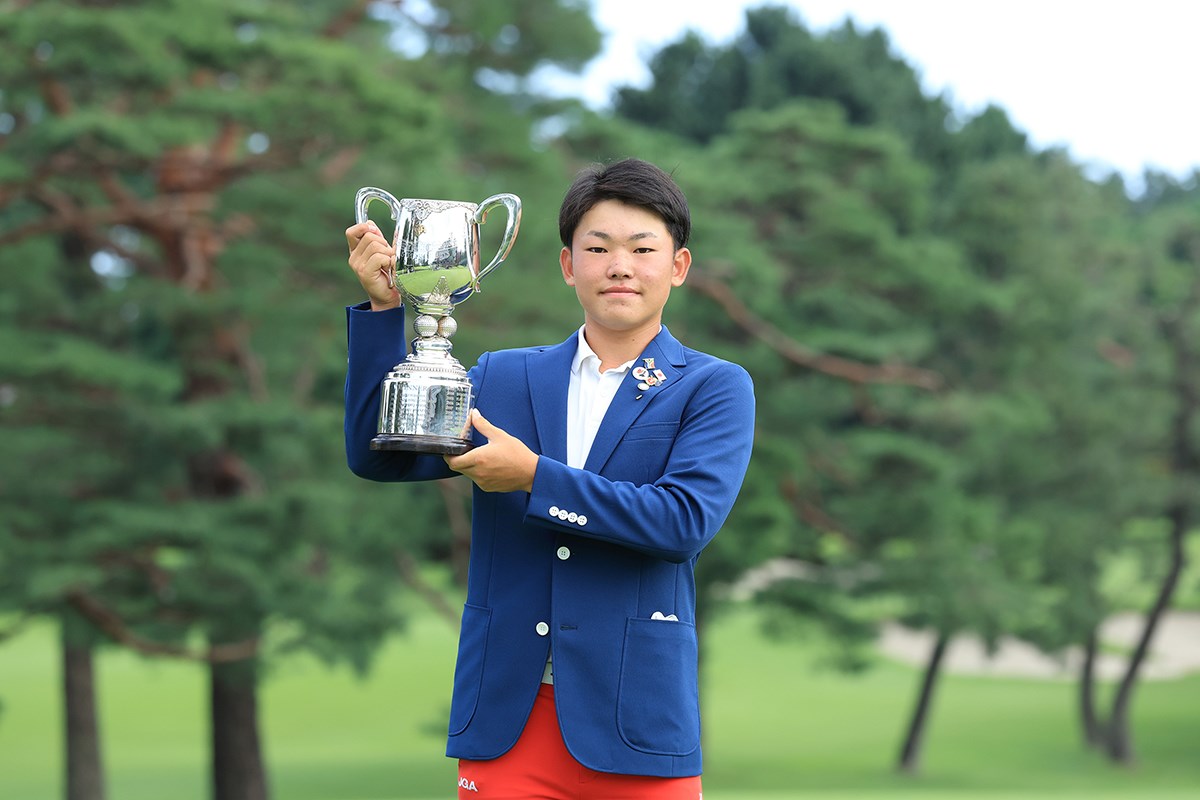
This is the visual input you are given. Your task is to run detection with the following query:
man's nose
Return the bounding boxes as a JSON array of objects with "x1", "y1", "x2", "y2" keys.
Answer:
[{"x1": 607, "y1": 253, "x2": 633, "y2": 278}]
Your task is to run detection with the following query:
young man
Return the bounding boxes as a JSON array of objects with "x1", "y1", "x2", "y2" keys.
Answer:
[{"x1": 344, "y1": 159, "x2": 754, "y2": 799}]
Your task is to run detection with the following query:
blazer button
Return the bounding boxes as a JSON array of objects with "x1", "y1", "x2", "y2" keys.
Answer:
[
  {"x1": 557, "y1": 509, "x2": 569, "y2": 520},
  {"x1": 535, "y1": 621, "x2": 550, "y2": 636},
  {"x1": 556, "y1": 546, "x2": 571, "y2": 560},
  {"x1": 567, "y1": 512, "x2": 578, "y2": 523},
  {"x1": 549, "y1": 506, "x2": 560, "y2": 516},
  {"x1": 576, "y1": 515, "x2": 587, "y2": 526}
]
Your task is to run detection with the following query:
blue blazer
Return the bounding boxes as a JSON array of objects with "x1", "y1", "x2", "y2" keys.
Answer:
[{"x1": 344, "y1": 303, "x2": 755, "y2": 778}]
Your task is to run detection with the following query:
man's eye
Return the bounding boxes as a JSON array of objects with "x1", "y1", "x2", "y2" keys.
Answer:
[
  {"x1": 634, "y1": 247, "x2": 654, "y2": 254},
  {"x1": 586, "y1": 246, "x2": 607, "y2": 253}
]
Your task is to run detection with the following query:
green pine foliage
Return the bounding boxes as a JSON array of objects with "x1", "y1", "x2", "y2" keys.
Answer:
[{"x1": 2, "y1": 0, "x2": 1199, "y2": 788}]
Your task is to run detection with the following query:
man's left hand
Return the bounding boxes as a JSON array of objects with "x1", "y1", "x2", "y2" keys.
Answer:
[{"x1": 445, "y1": 410, "x2": 538, "y2": 493}]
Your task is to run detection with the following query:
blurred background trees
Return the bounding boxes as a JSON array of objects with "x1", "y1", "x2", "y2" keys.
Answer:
[{"x1": 1, "y1": 1, "x2": 1198, "y2": 798}]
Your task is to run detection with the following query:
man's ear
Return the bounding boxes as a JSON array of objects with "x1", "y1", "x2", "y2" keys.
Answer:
[
  {"x1": 560, "y1": 246, "x2": 576, "y2": 286},
  {"x1": 671, "y1": 247, "x2": 692, "y2": 287}
]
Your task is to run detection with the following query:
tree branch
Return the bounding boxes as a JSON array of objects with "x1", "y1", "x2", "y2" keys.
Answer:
[
  {"x1": 687, "y1": 272, "x2": 944, "y2": 390},
  {"x1": 395, "y1": 549, "x2": 459, "y2": 628},
  {"x1": 66, "y1": 589, "x2": 260, "y2": 664},
  {"x1": 780, "y1": 476, "x2": 859, "y2": 547},
  {"x1": 35, "y1": 68, "x2": 74, "y2": 116},
  {"x1": 323, "y1": 0, "x2": 374, "y2": 39}
]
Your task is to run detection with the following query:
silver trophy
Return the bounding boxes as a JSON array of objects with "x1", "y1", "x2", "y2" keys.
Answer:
[{"x1": 355, "y1": 187, "x2": 521, "y2": 454}]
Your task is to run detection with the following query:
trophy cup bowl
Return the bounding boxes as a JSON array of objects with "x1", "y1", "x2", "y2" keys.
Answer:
[{"x1": 355, "y1": 187, "x2": 521, "y2": 454}]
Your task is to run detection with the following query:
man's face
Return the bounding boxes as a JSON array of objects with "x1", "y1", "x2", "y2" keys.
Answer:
[{"x1": 560, "y1": 199, "x2": 691, "y2": 339}]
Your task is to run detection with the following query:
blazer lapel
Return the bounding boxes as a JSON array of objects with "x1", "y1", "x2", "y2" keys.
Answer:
[
  {"x1": 528, "y1": 334, "x2": 575, "y2": 464},
  {"x1": 583, "y1": 326, "x2": 687, "y2": 474}
]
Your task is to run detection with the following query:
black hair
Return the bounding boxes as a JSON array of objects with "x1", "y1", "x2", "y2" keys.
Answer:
[{"x1": 558, "y1": 158, "x2": 691, "y2": 250}]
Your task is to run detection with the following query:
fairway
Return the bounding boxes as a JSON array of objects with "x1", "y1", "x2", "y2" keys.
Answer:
[{"x1": 2, "y1": 605, "x2": 1198, "y2": 799}]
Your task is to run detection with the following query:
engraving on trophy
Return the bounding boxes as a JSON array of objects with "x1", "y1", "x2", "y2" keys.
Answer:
[{"x1": 354, "y1": 186, "x2": 522, "y2": 454}]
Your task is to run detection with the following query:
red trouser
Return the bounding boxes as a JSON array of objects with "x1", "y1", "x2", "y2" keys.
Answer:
[{"x1": 457, "y1": 684, "x2": 703, "y2": 800}]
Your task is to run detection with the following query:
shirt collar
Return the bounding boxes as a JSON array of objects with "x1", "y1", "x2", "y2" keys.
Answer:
[{"x1": 571, "y1": 326, "x2": 638, "y2": 377}]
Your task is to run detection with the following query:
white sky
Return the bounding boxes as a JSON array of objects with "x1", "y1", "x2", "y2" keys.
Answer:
[{"x1": 552, "y1": 0, "x2": 1199, "y2": 185}]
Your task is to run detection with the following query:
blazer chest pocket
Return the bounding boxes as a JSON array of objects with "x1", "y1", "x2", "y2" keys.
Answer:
[
  {"x1": 615, "y1": 617, "x2": 701, "y2": 756},
  {"x1": 610, "y1": 421, "x2": 678, "y2": 484},
  {"x1": 623, "y1": 421, "x2": 678, "y2": 442}
]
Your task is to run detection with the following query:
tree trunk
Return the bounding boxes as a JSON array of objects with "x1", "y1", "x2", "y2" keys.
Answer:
[
  {"x1": 1078, "y1": 628, "x2": 1104, "y2": 749},
  {"x1": 1104, "y1": 506, "x2": 1187, "y2": 765},
  {"x1": 896, "y1": 630, "x2": 950, "y2": 774},
  {"x1": 62, "y1": 621, "x2": 106, "y2": 800},
  {"x1": 210, "y1": 660, "x2": 269, "y2": 800}
]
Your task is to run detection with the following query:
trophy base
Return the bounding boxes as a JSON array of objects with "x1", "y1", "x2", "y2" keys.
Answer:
[{"x1": 370, "y1": 433, "x2": 473, "y2": 455}]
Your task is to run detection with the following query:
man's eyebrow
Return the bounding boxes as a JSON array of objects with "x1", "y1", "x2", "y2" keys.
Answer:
[{"x1": 584, "y1": 230, "x2": 660, "y2": 241}]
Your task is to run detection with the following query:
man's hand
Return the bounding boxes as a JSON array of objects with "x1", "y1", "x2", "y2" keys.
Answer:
[
  {"x1": 345, "y1": 220, "x2": 401, "y2": 311},
  {"x1": 445, "y1": 410, "x2": 538, "y2": 493}
]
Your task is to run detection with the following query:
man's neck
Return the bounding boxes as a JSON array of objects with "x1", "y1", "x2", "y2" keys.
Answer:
[{"x1": 582, "y1": 320, "x2": 662, "y2": 372}]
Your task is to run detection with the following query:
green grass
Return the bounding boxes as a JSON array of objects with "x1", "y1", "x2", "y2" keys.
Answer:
[
  {"x1": 701, "y1": 610, "x2": 1200, "y2": 797},
  {"x1": 2, "y1": 605, "x2": 1198, "y2": 799}
]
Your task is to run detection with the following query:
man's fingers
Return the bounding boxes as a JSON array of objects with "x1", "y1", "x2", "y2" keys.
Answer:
[
  {"x1": 350, "y1": 225, "x2": 386, "y2": 257},
  {"x1": 444, "y1": 449, "x2": 476, "y2": 472},
  {"x1": 347, "y1": 221, "x2": 387, "y2": 255},
  {"x1": 469, "y1": 409, "x2": 499, "y2": 439},
  {"x1": 442, "y1": 413, "x2": 536, "y2": 493},
  {"x1": 356, "y1": 241, "x2": 393, "y2": 272},
  {"x1": 348, "y1": 224, "x2": 396, "y2": 284},
  {"x1": 443, "y1": 417, "x2": 493, "y2": 472},
  {"x1": 346, "y1": 220, "x2": 379, "y2": 249}
]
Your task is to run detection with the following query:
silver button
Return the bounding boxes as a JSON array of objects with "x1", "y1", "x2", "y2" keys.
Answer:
[
  {"x1": 557, "y1": 509, "x2": 569, "y2": 520},
  {"x1": 549, "y1": 505, "x2": 560, "y2": 516},
  {"x1": 567, "y1": 512, "x2": 578, "y2": 523},
  {"x1": 535, "y1": 621, "x2": 550, "y2": 636},
  {"x1": 576, "y1": 515, "x2": 587, "y2": 526},
  {"x1": 557, "y1": 546, "x2": 571, "y2": 560}
]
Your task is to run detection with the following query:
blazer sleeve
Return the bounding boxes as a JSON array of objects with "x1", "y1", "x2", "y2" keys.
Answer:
[
  {"x1": 343, "y1": 302, "x2": 457, "y2": 483},
  {"x1": 526, "y1": 361, "x2": 755, "y2": 563}
]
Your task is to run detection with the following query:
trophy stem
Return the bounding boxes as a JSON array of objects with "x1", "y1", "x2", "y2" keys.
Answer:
[
  {"x1": 370, "y1": 308, "x2": 474, "y2": 454},
  {"x1": 411, "y1": 311, "x2": 458, "y2": 359}
]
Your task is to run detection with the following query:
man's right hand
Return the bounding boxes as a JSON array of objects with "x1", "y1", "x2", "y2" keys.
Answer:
[{"x1": 345, "y1": 220, "x2": 401, "y2": 311}]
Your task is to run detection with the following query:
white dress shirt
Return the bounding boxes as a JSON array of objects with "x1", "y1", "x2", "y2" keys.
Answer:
[{"x1": 566, "y1": 326, "x2": 637, "y2": 469}]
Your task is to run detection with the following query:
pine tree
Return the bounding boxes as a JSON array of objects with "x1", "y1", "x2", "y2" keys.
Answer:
[{"x1": 1, "y1": 2, "x2": 442, "y2": 796}]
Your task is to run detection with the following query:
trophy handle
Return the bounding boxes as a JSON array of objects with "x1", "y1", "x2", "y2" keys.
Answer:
[
  {"x1": 473, "y1": 193, "x2": 522, "y2": 290},
  {"x1": 354, "y1": 187, "x2": 403, "y2": 289}
]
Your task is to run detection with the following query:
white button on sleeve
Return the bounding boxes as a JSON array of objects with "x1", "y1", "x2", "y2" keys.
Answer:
[
  {"x1": 576, "y1": 515, "x2": 587, "y2": 526},
  {"x1": 549, "y1": 506, "x2": 560, "y2": 517},
  {"x1": 557, "y1": 509, "x2": 569, "y2": 520}
]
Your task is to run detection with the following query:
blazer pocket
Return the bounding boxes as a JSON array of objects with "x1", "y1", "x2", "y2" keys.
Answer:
[
  {"x1": 610, "y1": 422, "x2": 678, "y2": 484},
  {"x1": 447, "y1": 603, "x2": 491, "y2": 736},
  {"x1": 622, "y1": 421, "x2": 679, "y2": 442},
  {"x1": 615, "y1": 617, "x2": 701, "y2": 756}
]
